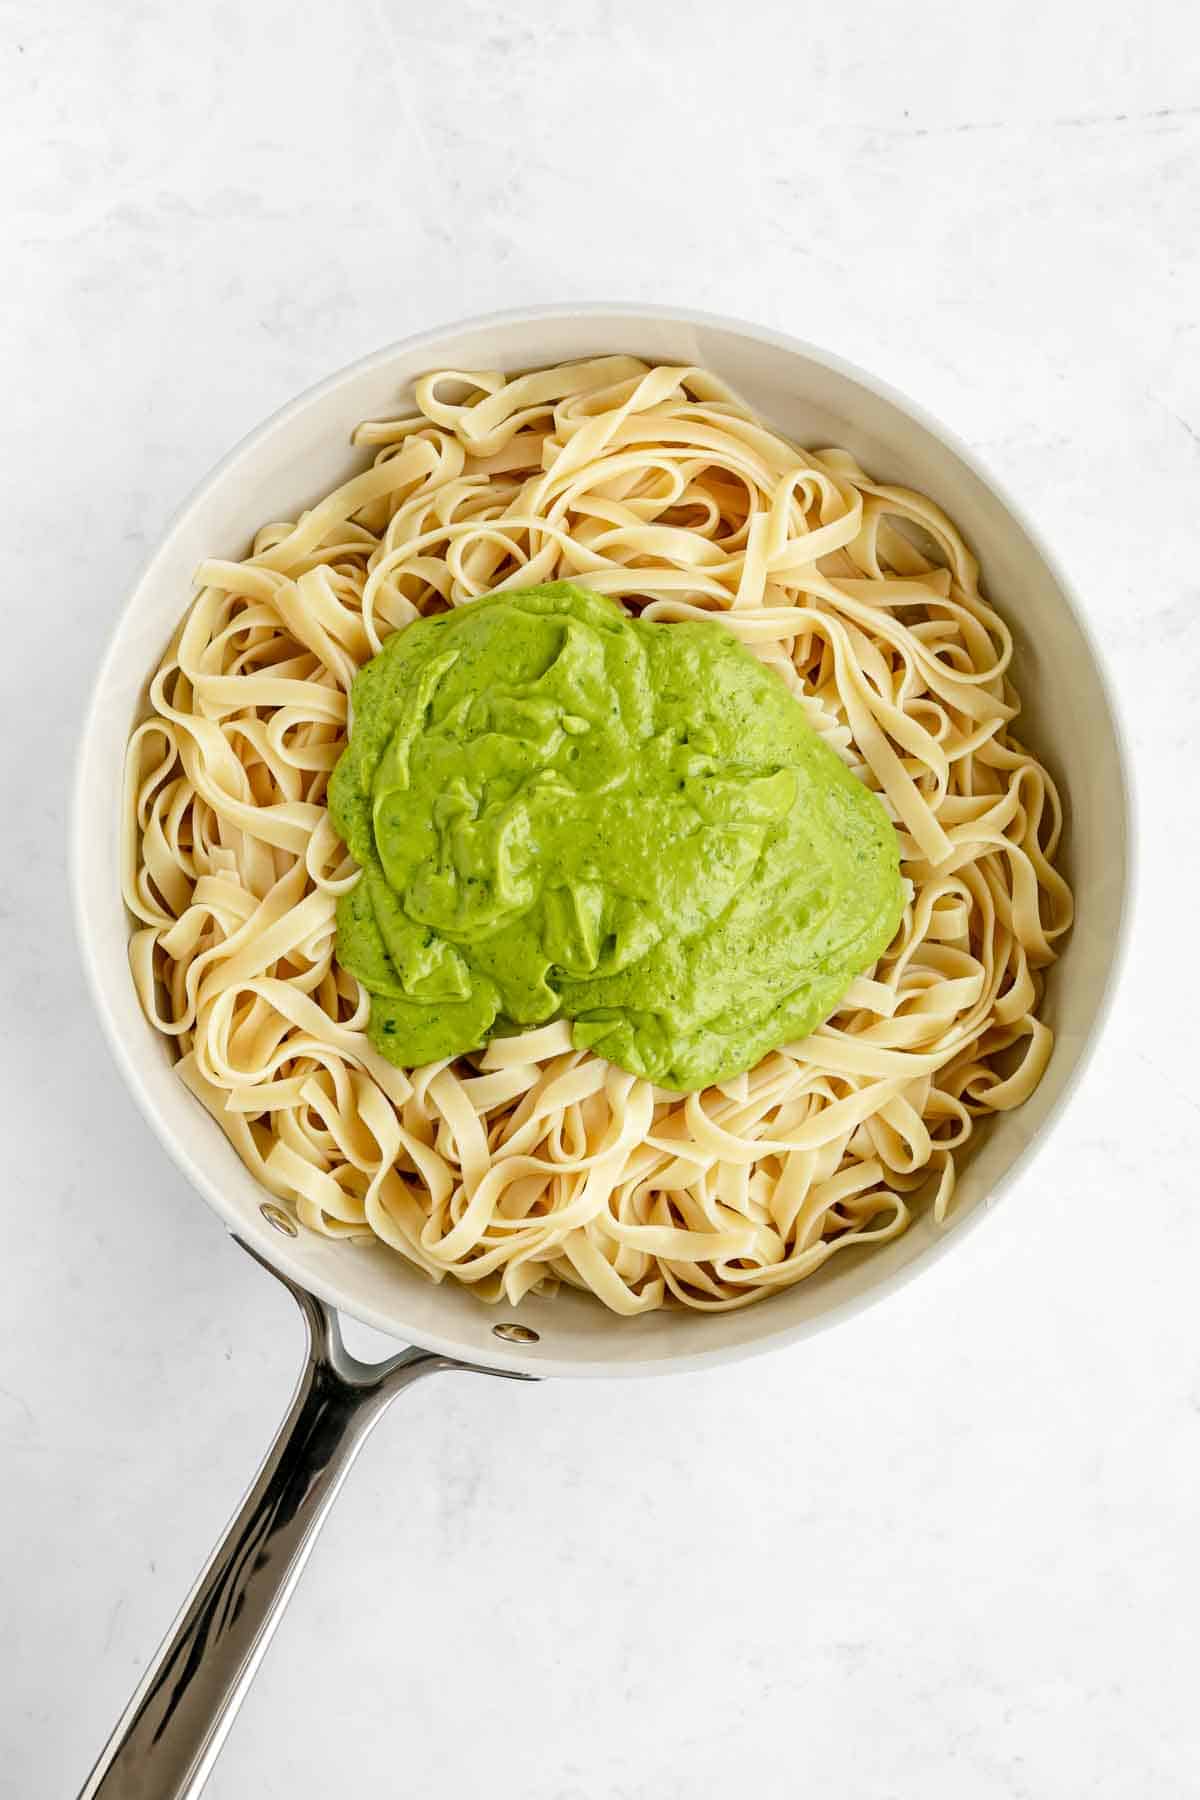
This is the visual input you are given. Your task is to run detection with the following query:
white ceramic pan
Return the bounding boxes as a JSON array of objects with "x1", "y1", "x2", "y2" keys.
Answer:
[{"x1": 72, "y1": 306, "x2": 1132, "y2": 1799}]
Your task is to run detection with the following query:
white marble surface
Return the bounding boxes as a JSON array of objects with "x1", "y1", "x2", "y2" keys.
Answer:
[{"x1": 4, "y1": 2, "x2": 1200, "y2": 1794}]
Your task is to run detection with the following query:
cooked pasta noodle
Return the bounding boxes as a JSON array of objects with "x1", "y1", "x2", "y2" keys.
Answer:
[{"x1": 123, "y1": 357, "x2": 1072, "y2": 1314}]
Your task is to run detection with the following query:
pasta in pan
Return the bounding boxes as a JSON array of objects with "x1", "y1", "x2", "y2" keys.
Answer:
[{"x1": 123, "y1": 357, "x2": 1072, "y2": 1313}]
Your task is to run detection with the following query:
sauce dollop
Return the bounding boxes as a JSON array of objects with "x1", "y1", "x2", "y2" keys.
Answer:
[{"x1": 330, "y1": 583, "x2": 904, "y2": 1090}]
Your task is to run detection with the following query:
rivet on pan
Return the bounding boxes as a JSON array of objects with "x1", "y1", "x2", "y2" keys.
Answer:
[
  {"x1": 260, "y1": 1202, "x2": 298, "y2": 1238},
  {"x1": 492, "y1": 1322, "x2": 540, "y2": 1344}
]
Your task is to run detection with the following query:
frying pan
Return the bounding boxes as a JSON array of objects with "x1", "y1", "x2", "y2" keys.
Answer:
[{"x1": 71, "y1": 305, "x2": 1132, "y2": 1798}]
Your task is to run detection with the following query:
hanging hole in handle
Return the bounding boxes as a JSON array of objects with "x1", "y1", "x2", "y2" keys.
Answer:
[
  {"x1": 492, "y1": 1322, "x2": 540, "y2": 1344},
  {"x1": 261, "y1": 1203, "x2": 299, "y2": 1238}
]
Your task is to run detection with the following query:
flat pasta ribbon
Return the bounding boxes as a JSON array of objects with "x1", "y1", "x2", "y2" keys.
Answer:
[{"x1": 123, "y1": 358, "x2": 1072, "y2": 1313}]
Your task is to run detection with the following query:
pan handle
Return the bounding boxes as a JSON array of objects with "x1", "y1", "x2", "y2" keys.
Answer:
[{"x1": 78, "y1": 1244, "x2": 526, "y2": 1800}]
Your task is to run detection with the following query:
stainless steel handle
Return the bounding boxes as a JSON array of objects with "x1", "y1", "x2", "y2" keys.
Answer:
[{"x1": 79, "y1": 1245, "x2": 524, "y2": 1799}]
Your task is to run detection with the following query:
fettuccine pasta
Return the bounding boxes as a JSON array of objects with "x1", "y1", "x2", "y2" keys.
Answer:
[{"x1": 123, "y1": 357, "x2": 1072, "y2": 1313}]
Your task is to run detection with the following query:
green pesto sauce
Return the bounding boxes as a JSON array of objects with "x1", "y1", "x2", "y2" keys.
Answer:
[{"x1": 328, "y1": 582, "x2": 904, "y2": 1092}]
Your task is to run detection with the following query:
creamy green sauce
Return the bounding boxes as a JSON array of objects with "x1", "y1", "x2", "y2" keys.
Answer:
[{"x1": 329, "y1": 582, "x2": 904, "y2": 1091}]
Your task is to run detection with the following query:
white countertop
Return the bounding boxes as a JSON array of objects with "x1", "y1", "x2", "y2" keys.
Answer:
[{"x1": 5, "y1": 2, "x2": 1200, "y2": 1794}]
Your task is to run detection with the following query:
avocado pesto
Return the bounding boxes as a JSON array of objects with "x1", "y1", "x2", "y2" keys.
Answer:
[{"x1": 328, "y1": 582, "x2": 905, "y2": 1090}]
